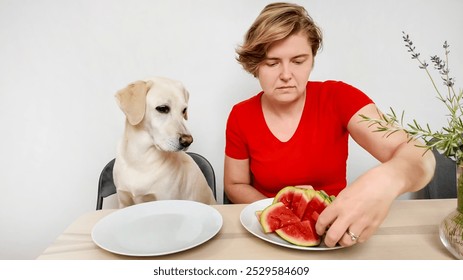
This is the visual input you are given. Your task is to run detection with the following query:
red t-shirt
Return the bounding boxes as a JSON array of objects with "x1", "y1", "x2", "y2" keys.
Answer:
[{"x1": 225, "y1": 80, "x2": 374, "y2": 197}]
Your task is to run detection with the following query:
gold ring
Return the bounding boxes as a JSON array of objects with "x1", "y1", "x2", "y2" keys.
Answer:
[{"x1": 346, "y1": 229, "x2": 360, "y2": 242}]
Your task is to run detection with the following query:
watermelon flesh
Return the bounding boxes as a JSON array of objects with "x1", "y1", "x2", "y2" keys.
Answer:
[
  {"x1": 272, "y1": 186, "x2": 295, "y2": 208},
  {"x1": 260, "y1": 202, "x2": 300, "y2": 233},
  {"x1": 259, "y1": 186, "x2": 335, "y2": 247},
  {"x1": 276, "y1": 220, "x2": 320, "y2": 246},
  {"x1": 301, "y1": 192, "x2": 329, "y2": 221}
]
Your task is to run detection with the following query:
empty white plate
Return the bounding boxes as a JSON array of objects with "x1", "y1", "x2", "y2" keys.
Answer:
[{"x1": 92, "y1": 200, "x2": 222, "y2": 256}]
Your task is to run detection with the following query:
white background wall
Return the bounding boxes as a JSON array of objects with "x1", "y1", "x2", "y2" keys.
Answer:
[{"x1": 0, "y1": 0, "x2": 462, "y2": 259}]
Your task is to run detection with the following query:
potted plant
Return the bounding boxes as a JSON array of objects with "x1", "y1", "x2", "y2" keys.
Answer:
[{"x1": 361, "y1": 32, "x2": 463, "y2": 259}]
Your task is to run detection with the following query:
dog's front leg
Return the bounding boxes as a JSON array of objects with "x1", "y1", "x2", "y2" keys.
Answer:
[
  {"x1": 133, "y1": 193, "x2": 157, "y2": 204},
  {"x1": 117, "y1": 190, "x2": 135, "y2": 208}
]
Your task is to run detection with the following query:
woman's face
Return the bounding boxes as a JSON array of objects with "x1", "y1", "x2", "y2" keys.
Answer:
[{"x1": 257, "y1": 32, "x2": 313, "y2": 104}]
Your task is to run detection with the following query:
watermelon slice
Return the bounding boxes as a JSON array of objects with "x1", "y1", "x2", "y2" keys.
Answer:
[
  {"x1": 272, "y1": 186, "x2": 296, "y2": 207},
  {"x1": 255, "y1": 210, "x2": 262, "y2": 220},
  {"x1": 276, "y1": 220, "x2": 321, "y2": 246},
  {"x1": 259, "y1": 202, "x2": 300, "y2": 233},
  {"x1": 301, "y1": 191, "x2": 329, "y2": 221},
  {"x1": 258, "y1": 186, "x2": 335, "y2": 247},
  {"x1": 290, "y1": 188, "x2": 313, "y2": 219}
]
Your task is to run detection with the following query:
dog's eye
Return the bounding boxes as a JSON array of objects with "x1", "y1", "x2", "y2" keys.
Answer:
[
  {"x1": 156, "y1": 106, "x2": 170, "y2": 114},
  {"x1": 182, "y1": 108, "x2": 187, "y2": 115}
]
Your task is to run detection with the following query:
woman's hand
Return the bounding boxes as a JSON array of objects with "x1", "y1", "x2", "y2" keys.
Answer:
[{"x1": 315, "y1": 166, "x2": 396, "y2": 247}]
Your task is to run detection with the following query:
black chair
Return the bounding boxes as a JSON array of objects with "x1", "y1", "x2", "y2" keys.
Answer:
[
  {"x1": 223, "y1": 192, "x2": 233, "y2": 204},
  {"x1": 422, "y1": 148, "x2": 457, "y2": 199},
  {"x1": 96, "y1": 152, "x2": 216, "y2": 210}
]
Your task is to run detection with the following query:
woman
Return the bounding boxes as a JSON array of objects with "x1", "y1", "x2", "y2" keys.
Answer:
[{"x1": 224, "y1": 2, "x2": 435, "y2": 247}]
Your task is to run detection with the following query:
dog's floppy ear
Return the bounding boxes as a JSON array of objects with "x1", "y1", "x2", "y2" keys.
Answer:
[{"x1": 115, "y1": 80, "x2": 153, "y2": 125}]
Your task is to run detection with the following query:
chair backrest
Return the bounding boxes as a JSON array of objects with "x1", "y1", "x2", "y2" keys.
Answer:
[
  {"x1": 96, "y1": 158, "x2": 116, "y2": 210},
  {"x1": 96, "y1": 152, "x2": 217, "y2": 210},
  {"x1": 186, "y1": 152, "x2": 216, "y2": 197},
  {"x1": 422, "y1": 148, "x2": 457, "y2": 199},
  {"x1": 223, "y1": 192, "x2": 233, "y2": 204}
]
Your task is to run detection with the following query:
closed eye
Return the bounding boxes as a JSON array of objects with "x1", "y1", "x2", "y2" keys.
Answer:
[
  {"x1": 156, "y1": 105, "x2": 170, "y2": 114},
  {"x1": 292, "y1": 55, "x2": 310, "y2": 65},
  {"x1": 264, "y1": 59, "x2": 279, "y2": 67},
  {"x1": 293, "y1": 58, "x2": 307, "y2": 65}
]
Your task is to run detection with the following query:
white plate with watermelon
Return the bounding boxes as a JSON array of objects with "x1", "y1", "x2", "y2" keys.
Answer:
[
  {"x1": 240, "y1": 191, "x2": 342, "y2": 251},
  {"x1": 92, "y1": 200, "x2": 223, "y2": 256}
]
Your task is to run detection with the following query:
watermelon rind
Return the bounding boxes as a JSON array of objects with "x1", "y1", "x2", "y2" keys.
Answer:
[{"x1": 318, "y1": 189, "x2": 334, "y2": 203}]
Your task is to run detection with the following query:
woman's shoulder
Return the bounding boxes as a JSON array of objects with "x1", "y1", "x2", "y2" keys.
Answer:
[
  {"x1": 227, "y1": 92, "x2": 264, "y2": 130},
  {"x1": 307, "y1": 80, "x2": 371, "y2": 106},
  {"x1": 231, "y1": 91, "x2": 263, "y2": 111},
  {"x1": 308, "y1": 80, "x2": 366, "y2": 97},
  {"x1": 308, "y1": 80, "x2": 353, "y2": 89}
]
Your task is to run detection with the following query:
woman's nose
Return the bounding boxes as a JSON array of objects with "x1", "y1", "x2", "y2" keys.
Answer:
[{"x1": 279, "y1": 63, "x2": 292, "y2": 81}]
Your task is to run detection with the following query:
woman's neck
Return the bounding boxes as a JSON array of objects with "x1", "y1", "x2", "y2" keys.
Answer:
[{"x1": 261, "y1": 92, "x2": 306, "y2": 142}]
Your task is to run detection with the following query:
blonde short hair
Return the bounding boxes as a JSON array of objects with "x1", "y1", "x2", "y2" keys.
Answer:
[{"x1": 236, "y1": 2, "x2": 323, "y2": 76}]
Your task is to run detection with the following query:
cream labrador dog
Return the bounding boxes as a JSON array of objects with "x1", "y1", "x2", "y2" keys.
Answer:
[{"x1": 113, "y1": 77, "x2": 216, "y2": 207}]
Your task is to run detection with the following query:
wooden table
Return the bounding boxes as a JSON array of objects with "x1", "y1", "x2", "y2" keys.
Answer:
[{"x1": 37, "y1": 199, "x2": 458, "y2": 260}]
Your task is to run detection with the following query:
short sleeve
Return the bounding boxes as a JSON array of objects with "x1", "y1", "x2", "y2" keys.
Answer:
[
  {"x1": 225, "y1": 105, "x2": 249, "y2": 159},
  {"x1": 333, "y1": 81, "x2": 374, "y2": 127}
]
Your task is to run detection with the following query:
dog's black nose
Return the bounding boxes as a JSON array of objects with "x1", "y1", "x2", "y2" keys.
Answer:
[{"x1": 179, "y1": 134, "x2": 193, "y2": 148}]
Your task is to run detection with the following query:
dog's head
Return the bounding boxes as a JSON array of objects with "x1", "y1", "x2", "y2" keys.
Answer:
[{"x1": 115, "y1": 77, "x2": 193, "y2": 152}]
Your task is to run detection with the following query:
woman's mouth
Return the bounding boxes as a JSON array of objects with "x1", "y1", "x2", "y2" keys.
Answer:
[{"x1": 276, "y1": 86, "x2": 295, "y2": 90}]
